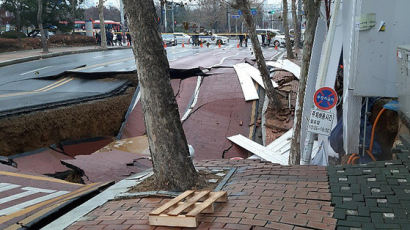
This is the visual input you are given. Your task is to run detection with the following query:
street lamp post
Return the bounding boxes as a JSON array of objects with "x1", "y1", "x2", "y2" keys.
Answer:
[
  {"x1": 119, "y1": 0, "x2": 125, "y2": 45},
  {"x1": 172, "y1": 1, "x2": 175, "y2": 32}
]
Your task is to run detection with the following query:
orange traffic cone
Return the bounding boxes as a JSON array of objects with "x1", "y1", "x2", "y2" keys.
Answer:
[
  {"x1": 182, "y1": 42, "x2": 185, "y2": 48},
  {"x1": 237, "y1": 43, "x2": 240, "y2": 48},
  {"x1": 164, "y1": 43, "x2": 167, "y2": 48},
  {"x1": 200, "y1": 42, "x2": 203, "y2": 48},
  {"x1": 274, "y1": 45, "x2": 278, "y2": 50},
  {"x1": 218, "y1": 43, "x2": 221, "y2": 48}
]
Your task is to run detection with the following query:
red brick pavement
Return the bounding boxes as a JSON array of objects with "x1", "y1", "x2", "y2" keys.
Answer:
[{"x1": 67, "y1": 159, "x2": 336, "y2": 230}]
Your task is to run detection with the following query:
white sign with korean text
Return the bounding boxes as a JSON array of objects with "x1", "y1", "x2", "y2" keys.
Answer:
[{"x1": 307, "y1": 109, "x2": 335, "y2": 136}]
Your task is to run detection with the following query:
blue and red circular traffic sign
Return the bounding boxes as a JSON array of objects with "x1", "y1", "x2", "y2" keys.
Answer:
[{"x1": 313, "y1": 87, "x2": 338, "y2": 110}]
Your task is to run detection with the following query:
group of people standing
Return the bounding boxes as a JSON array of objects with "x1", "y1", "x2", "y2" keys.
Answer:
[
  {"x1": 96, "y1": 30, "x2": 131, "y2": 46},
  {"x1": 238, "y1": 34, "x2": 249, "y2": 47},
  {"x1": 261, "y1": 33, "x2": 272, "y2": 47}
]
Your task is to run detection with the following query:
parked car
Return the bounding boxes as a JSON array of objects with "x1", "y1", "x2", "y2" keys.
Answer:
[
  {"x1": 173, "y1": 32, "x2": 191, "y2": 44},
  {"x1": 161, "y1": 33, "x2": 177, "y2": 46},
  {"x1": 28, "y1": 30, "x2": 55, "y2": 38},
  {"x1": 199, "y1": 34, "x2": 229, "y2": 45}
]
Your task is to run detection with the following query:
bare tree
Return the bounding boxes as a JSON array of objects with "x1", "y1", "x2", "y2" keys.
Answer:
[
  {"x1": 123, "y1": 0, "x2": 199, "y2": 191},
  {"x1": 37, "y1": 0, "x2": 48, "y2": 53},
  {"x1": 231, "y1": 0, "x2": 282, "y2": 110},
  {"x1": 289, "y1": 0, "x2": 321, "y2": 165},
  {"x1": 282, "y1": 0, "x2": 294, "y2": 59},
  {"x1": 291, "y1": 0, "x2": 300, "y2": 52},
  {"x1": 98, "y1": 0, "x2": 107, "y2": 49}
]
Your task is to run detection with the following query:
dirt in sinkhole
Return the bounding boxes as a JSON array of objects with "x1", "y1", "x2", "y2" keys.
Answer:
[{"x1": 0, "y1": 87, "x2": 135, "y2": 156}]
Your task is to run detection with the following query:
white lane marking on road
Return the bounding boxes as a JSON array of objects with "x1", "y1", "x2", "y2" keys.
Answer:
[
  {"x1": 91, "y1": 66, "x2": 104, "y2": 71},
  {"x1": 0, "y1": 184, "x2": 20, "y2": 193},
  {"x1": 0, "y1": 190, "x2": 69, "y2": 216},
  {"x1": 71, "y1": 57, "x2": 134, "y2": 72},
  {"x1": 208, "y1": 52, "x2": 240, "y2": 68},
  {"x1": 181, "y1": 76, "x2": 202, "y2": 122},
  {"x1": 92, "y1": 53, "x2": 119, "y2": 59},
  {"x1": 19, "y1": 66, "x2": 52, "y2": 75},
  {"x1": 0, "y1": 187, "x2": 55, "y2": 205},
  {"x1": 131, "y1": 90, "x2": 141, "y2": 111}
]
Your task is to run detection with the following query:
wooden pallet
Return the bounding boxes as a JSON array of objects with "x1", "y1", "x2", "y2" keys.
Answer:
[{"x1": 149, "y1": 190, "x2": 227, "y2": 228}]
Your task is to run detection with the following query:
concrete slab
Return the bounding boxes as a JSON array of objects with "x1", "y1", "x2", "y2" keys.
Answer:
[
  {"x1": 183, "y1": 68, "x2": 253, "y2": 160},
  {"x1": 121, "y1": 77, "x2": 198, "y2": 139},
  {"x1": 13, "y1": 149, "x2": 72, "y2": 175},
  {"x1": 96, "y1": 136, "x2": 150, "y2": 156},
  {"x1": 61, "y1": 150, "x2": 151, "y2": 184}
]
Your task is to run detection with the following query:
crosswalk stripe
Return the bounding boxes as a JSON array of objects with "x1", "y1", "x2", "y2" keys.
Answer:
[
  {"x1": 0, "y1": 184, "x2": 20, "y2": 193},
  {"x1": 0, "y1": 187, "x2": 55, "y2": 205},
  {"x1": 0, "y1": 183, "x2": 12, "y2": 188},
  {"x1": 0, "y1": 191, "x2": 69, "y2": 216}
]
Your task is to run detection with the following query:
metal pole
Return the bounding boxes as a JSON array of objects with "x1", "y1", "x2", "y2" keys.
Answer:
[
  {"x1": 172, "y1": 1, "x2": 174, "y2": 33},
  {"x1": 119, "y1": 0, "x2": 125, "y2": 45},
  {"x1": 301, "y1": 132, "x2": 315, "y2": 165},
  {"x1": 164, "y1": 2, "x2": 167, "y2": 33},
  {"x1": 271, "y1": 13, "x2": 273, "y2": 29},
  {"x1": 362, "y1": 97, "x2": 369, "y2": 157},
  {"x1": 228, "y1": 6, "x2": 231, "y2": 33},
  {"x1": 235, "y1": 18, "x2": 237, "y2": 33}
]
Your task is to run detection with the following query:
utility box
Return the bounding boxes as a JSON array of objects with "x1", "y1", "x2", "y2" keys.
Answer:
[
  {"x1": 348, "y1": 0, "x2": 410, "y2": 97},
  {"x1": 397, "y1": 45, "x2": 410, "y2": 120}
]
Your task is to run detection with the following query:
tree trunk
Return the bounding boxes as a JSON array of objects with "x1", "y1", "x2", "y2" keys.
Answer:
[
  {"x1": 236, "y1": 0, "x2": 282, "y2": 111},
  {"x1": 16, "y1": 3, "x2": 22, "y2": 32},
  {"x1": 98, "y1": 0, "x2": 107, "y2": 49},
  {"x1": 37, "y1": 0, "x2": 48, "y2": 53},
  {"x1": 296, "y1": 0, "x2": 302, "y2": 48},
  {"x1": 282, "y1": 0, "x2": 294, "y2": 59},
  {"x1": 123, "y1": 0, "x2": 199, "y2": 191},
  {"x1": 291, "y1": 0, "x2": 300, "y2": 53},
  {"x1": 289, "y1": 0, "x2": 321, "y2": 165},
  {"x1": 70, "y1": 0, "x2": 77, "y2": 33}
]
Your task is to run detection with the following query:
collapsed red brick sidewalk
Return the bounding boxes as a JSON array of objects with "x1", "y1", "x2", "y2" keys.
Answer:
[{"x1": 67, "y1": 159, "x2": 336, "y2": 230}]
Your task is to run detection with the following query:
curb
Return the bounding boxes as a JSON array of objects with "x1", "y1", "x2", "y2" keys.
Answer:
[{"x1": 0, "y1": 46, "x2": 131, "y2": 68}]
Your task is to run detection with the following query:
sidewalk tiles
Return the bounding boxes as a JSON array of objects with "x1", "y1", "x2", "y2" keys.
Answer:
[{"x1": 65, "y1": 159, "x2": 337, "y2": 230}]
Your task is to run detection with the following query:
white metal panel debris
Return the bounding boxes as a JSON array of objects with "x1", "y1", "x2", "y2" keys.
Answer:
[
  {"x1": 230, "y1": 129, "x2": 292, "y2": 165},
  {"x1": 236, "y1": 63, "x2": 279, "y2": 88},
  {"x1": 233, "y1": 64, "x2": 259, "y2": 101},
  {"x1": 229, "y1": 129, "x2": 320, "y2": 166},
  {"x1": 266, "y1": 59, "x2": 301, "y2": 79},
  {"x1": 299, "y1": 9, "x2": 328, "y2": 155}
]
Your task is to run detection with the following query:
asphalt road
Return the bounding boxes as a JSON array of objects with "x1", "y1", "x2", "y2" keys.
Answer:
[{"x1": 0, "y1": 44, "x2": 235, "y2": 117}]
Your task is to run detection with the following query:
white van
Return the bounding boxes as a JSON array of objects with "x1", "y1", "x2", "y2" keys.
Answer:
[
  {"x1": 173, "y1": 33, "x2": 191, "y2": 44},
  {"x1": 255, "y1": 29, "x2": 285, "y2": 47}
]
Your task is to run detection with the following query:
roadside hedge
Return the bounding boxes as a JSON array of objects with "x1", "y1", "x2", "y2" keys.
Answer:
[
  {"x1": 0, "y1": 38, "x2": 41, "y2": 52},
  {"x1": 49, "y1": 34, "x2": 96, "y2": 46},
  {"x1": 0, "y1": 34, "x2": 96, "y2": 52},
  {"x1": 0, "y1": 31, "x2": 27, "y2": 39}
]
